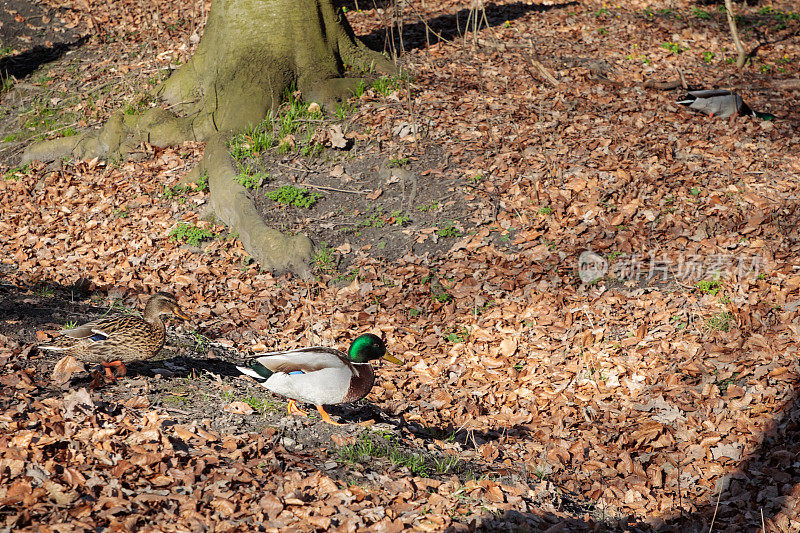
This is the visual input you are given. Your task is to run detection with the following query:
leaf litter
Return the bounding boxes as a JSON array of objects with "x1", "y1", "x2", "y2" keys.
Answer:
[{"x1": 1, "y1": 0, "x2": 800, "y2": 530}]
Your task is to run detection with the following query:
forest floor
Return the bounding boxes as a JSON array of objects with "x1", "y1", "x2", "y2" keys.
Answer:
[{"x1": 1, "y1": 0, "x2": 800, "y2": 531}]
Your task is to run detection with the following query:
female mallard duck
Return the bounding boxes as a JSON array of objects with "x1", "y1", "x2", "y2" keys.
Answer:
[
  {"x1": 236, "y1": 333, "x2": 401, "y2": 425},
  {"x1": 38, "y1": 292, "x2": 189, "y2": 379}
]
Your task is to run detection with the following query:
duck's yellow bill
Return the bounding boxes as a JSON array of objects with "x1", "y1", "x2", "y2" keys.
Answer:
[
  {"x1": 173, "y1": 307, "x2": 191, "y2": 320},
  {"x1": 382, "y1": 354, "x2": 403, "y2": 364}
]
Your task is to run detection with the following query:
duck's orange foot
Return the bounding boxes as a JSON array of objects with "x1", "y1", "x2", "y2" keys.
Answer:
[
  {"x1": 316, "y1": 405, "x2": 343, "y2": 426},
  {"x1": 287, "y1": 399, "x2": 308, "y2": 417},
  {"x1": 101, "y1": 360, "x2": 127, "y2": 380}
]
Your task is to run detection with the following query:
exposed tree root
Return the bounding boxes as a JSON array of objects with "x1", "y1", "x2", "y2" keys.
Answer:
[
  {"x1": 20, "y1": 0, "x2": 396, "y2": 276},
  {"x1": 201, "y1": 136, "x2": 313, "y2": 276}
]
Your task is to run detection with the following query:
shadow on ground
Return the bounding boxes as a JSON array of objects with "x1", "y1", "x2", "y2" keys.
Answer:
[
  {"x1": 360, "y1": 1, "x2": 578, "y2": 54},
  {"x1": 0, "y1": 38, "x2": 87, "y2": 80}
]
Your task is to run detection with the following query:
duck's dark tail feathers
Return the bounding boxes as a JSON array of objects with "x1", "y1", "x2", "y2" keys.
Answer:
[{"x1": 236, "y1": 361, "x2": 274, "y2": 382}]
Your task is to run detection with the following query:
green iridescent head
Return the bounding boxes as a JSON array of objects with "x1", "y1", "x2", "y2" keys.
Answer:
[
  {"x1": 347, "y1": 334, "x2": 386, "y2": 363},
  {"x1": 347, "y1": 334, "x2": 402, "y2": 364}
]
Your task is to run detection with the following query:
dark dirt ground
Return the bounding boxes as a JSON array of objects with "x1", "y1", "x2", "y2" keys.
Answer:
[
  {"x1": 0, "y1": 0, "x2": 86, "y2": 106},
  {"x1": 0, "y1": 0, "x2": 82, "y2": 57},
  {"x1": 247, "y1": 134, "x2": 491, "y2": 271}
]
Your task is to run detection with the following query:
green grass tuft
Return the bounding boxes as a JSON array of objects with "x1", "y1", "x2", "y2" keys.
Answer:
[
  {"x1": 266, "y1": 185, "x2": 321, "y2": 208},
  {"x1": 169, "y1": 223, "x2": 215, "y2": 246}
]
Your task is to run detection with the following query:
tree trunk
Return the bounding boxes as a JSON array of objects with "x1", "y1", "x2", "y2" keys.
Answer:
[
  {"x1": 23, "y1": 0, "x2": 395, "y2": 275},
  {"x1": 161, "y1": 0, "x2": 395, "y2": 137}
]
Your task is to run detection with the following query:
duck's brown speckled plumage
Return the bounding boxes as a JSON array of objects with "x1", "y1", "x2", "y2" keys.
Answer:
[{"x1": 38, "y1": 292, "x2": 188, "y2": 364}]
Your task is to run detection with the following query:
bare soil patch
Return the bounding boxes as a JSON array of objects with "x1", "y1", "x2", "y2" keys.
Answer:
[{"x1": 247, "y1": 134, "x2": 483, "y2": 271}]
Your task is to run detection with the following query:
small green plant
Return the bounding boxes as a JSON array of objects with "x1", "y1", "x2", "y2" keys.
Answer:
[
  {"x1": 338, "y1": 432, "x2": 460, "y2": 477},
  {"x1": 163, "y1": 184, "x2": 190, "y2": 199},
  {"x1": 538, "y1": 206, "x2": 553, "y2": 215},
  {"x1": 389, "y1": 157, "x2": 409, "y2": 168},
  {"x1": 690, "y1": 187, "x2": 701, "y2": 196},
  {"x1": 312, "y1": 242, "x2": 336, "y2": 273},
  {"x1": 595, "y1": 7, "x2": 610, "y2": 16},
  {"x1": 436, "y1": 221, "x2": 461, "y2": 238},
  {"x1": 408, "y1": 308, "x2": 422, "y2": 317},
  {"x1": 433, "y1": 290, "x2": 453, "y2": 304},
  {"x1": 351, "y1": 79, "x2": 368, "y2": 99},
  {"x1": 416, "y1": 201, "x2": 439, "y2": 212},
  {"x1": 433, "y1": 456, "x2": 459, "y2": 474},
  {"x1": 597, "y1": 27, "x2": 608, "y2": 35},
  {"x1": 670, "y1": 315, "x2": 686, "y2": 330},
  {"x1": 195, "y1": 173, "x2": 209, "y2": 192},
  {"x1": 35, "y1": 286, "x2": 55, "y2": 297},
  {"x1": 243, "y1": 395, "x2": 282, "y2": 413},
  {"x1": 190, "y1": 330, "x2": 209, "y2": 352},
  {"x1": 696, "y1": 279, "x2": 722, "y2": 295},
  {"x1": 169, "y1": 223, "x2": 215, "y2": 246},
  {"x1": 503, "y1": 20, "x2": 511, "y2": 28},
  {"x1": 1, "y1": 74, "x2": 14, "y2": 94},
  {"x1": 332, "y1": 268, "x2": 359, "y2": 284},
  {"x1": 227, "y1": 90, "x2": 324, "y2": 159},
  {"x1": 390, "y1": 210, "x2": 410, "y2": 226},
  {"x1": 266, "y1": 185, "x2": 321, "y2": 208},
  {"x1": 444, "y1": 326, "x2": 469, "y2": 344},
  {"x1": 64, "y1": 321, "x2": 77, "y2": 329},
  {"x1": 662, "y1": 42, "x2": 686, "y2": 54},
  {"x1": 235, "y1": 170, "x2": 269, "y2": 190},
  {"x1": 706, "y1": 311, "x2": 734, "y2": 332},
  {"x1": 3, "y1": 164, "x2": 32, "y2": 181},
  {"x1": 693, "y1": 8, "x2": 711, "y2": 20},
  {"x1": 702, "y1": 51, "x2": 715, "y2": 63},
  {"x1": 713, "y1": 371, "x2": 736, "y2": 394},
  {"x1": 372, "y1": 75, "x2": 403, "y2": 96},
  {"x1": 626, "y1": 53, "x2": 651, "y2": 65},
  {"x1": 335, "y1": 102, "x2": 352, "y2": 120}
]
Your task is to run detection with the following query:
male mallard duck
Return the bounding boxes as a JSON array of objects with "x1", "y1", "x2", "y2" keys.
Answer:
[
  {"x1": 236, "y1": 333, "x2": 402, "y2": 425},
  {"x1": 677, "y1": 89, "x2": 775, "y2": 120},
  {"x1": 38, "y1": 292, "x2": 189, "y2": 379}
]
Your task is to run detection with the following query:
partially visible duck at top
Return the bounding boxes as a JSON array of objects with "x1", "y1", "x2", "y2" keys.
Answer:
[{"x1": 678, "y1": 89, "x2": 775, "y2": 120}]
